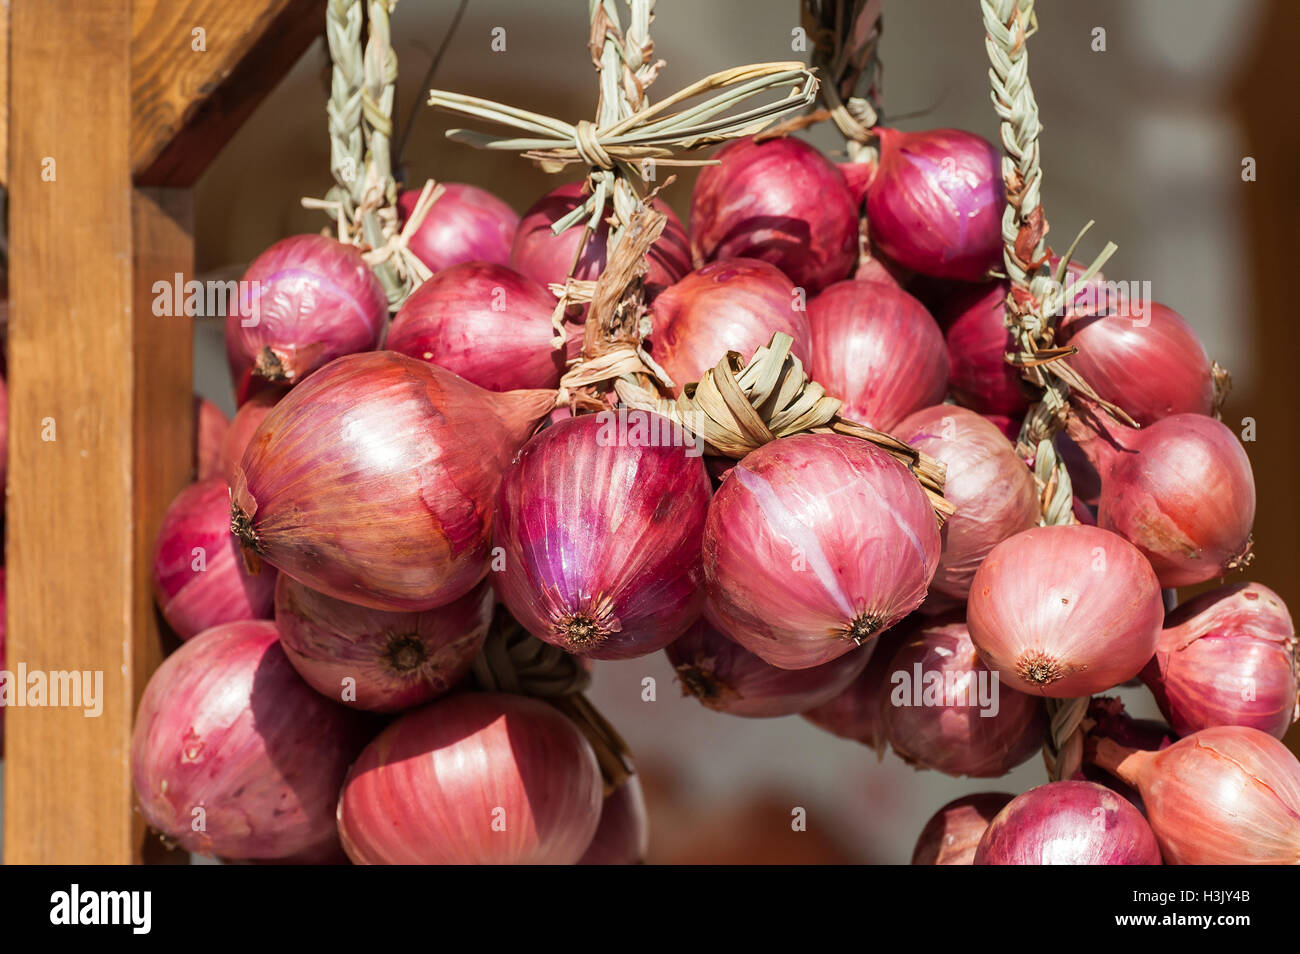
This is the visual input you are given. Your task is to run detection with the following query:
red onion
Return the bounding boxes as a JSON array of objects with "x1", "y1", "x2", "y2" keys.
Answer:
[
  {"x1": 1067, "y1": 407, "x2": 1256, "y2": 587},
  {"x1": 800, "y1": 618, "x2": 914, "y2": 748},
  {"x1": 219, "y1": 387, "x2": 285, "y2": 486},
  {"x1": 808, "y1": 280, "x2": 949, "y2": 431},
  {"x1": 865, "y1": 127, "x2": 1004, "y2": 281},
  {"x1": 398, "y1": 183, "x2": 519, "y2": 272},
  {"x1": 388, "y1": 262, "x2": 569, "y2": 392},
  {"x1": 853, "y1": 256, "x2": 904, "y2": 287},
  {"x1": 152, "y1": 479, "x2": 276, "y2": 640},
  {"x1": 704, "y1": 433, "x2": 941, "y2": 670},
  {"x1": 194, "y1": 396, "x2": 228, "y2": 481},
  {"x1": 131, "y1": 620, "x2": 374, "y2": 860},
  {"x1": 894, "y1": 406, "x2": 1038, "y2": 598},
  {"x1": 838, "y1": 157, "x2": 876, "y2": 208},
  {"x1": 274, "y1": 575, "x2": 493, "y2": 712},
  {"x1": 1078, "y1": 696, "x2": 1174, "y2": 812},
  {"x1": 337, "y1": 691, "x2": 602, "y2": 864},
  {"x1": 1091, "y1": 725, "x2": 1300, "y2": 864},
  {"x1": 492, "y1": 412, "x2": 710, "y2": 660},
  {"x1": 942, "y1": 281, "x2": 1028, "y2": 416},
  {"x1": 912, "y1": 793, "x2": 1014, "y2": 865},
  {"x1": 226, "y1": 235, "x2": 387, "y2": 394},
  {"x1": 690, "y1": 136, "x2": 858, "y2": 295},
  {"x1": 648, "y1": 259, "x2": 813, "y2": 395},
  {"x1": 667, "y1": 618, "x2": 872, "y2": 718},
  {"x1": 881, "y1": 618, "x2": 1046, "y2": 777},
  {"x1": 579, "y1": 774, "x2": 650, "y2": 865},
  {"x1": 510, "y1": 182, "x2": 690, "y2": 301},
  {"x1": 1059, "y1": 302, "x2": 1216, "y2": 426},
  {"x1": 968, "y1": 524, "x2": 1164, "y2": 697},
  {"x1": 1140, "y1": 582, "x2": 1297, "y2": 739},
  {"x1": 974, "y1": 781, "x2": 1162, "y2": 865},
  {"x1": 982, "y1": 413, "x2": 1021, "y2": 443},
  {"x1": 231, "y1": 351, "x2": 553, "y2": 612}
]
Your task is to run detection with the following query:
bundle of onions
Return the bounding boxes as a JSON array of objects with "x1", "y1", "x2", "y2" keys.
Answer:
[
  {"x1": 967, "y1": 525, "x2": 1164, "y2": 697},
  {"x1": 912, "y1": 793, "x2": 1013, "y2": 865},
  {"x1": 800, "y1": 620, "x2": 914, "y2": 749},
  {"x1": 492, "y1": 412, "x2": 710, "y2": 659},
  {"x1": 231, "y1": 351, "x2": 553, "y2": 611},
  {"x1": 704, "y1": 433, "x2": 940, "y2": 670},
  {"x1": 894, "y1": 406, "x2": 1038, "y2": 598},
  {"x1": 219, "y1": 388, "x2": 286, "y2": 486},
  {"x1": 1090, "y1": 725, "x2": 1300, "y2": 864},
  {"x1": 1067, "y1": 407, "x2": 1256, "y2": 587},
  {"x1": 274, "y1": 576, "x2": 493, "y2": 712},
  {"x1": 942, "y1": 281, "x2": 1028, "y2": 417},
  {"x1": 387, "y1": 262, "x2": 568, "y2": 391},
  {"x1": 194, "y1": 396, "x2": 229, "y2": 481},
  {"x1": 579, "y1": 774, "x2": 650, "y2": 865},
  {"x1": 225, "y1": 235, "x2": 387, "y2": 396},
  {"x1": 666, "y1": 618, "x2": 872, "y2": 718},
  {"x1": 510, "y1": 182, "x2": 690, "y2": 301},
  {"x1": 689, "y1": 136, "x2": 858, "y2": 295},
  {"x1": 152, "y1": 479, "x2": 276, "y2": 640},
  {"x1": 397, "y1": 183, "x2": 519, "y2": 272},
  {"x1": 864, "y1": 128, "x2": 1004, "y2": 281},
  {"x1": 131, "y1": 620, "x2": 375, "y2": 860},
  {"x1": 880, "y1": 619, "x2": 1046, "y2": 777},
  {"x1": 807, "y1": 280, "x2": 949, "y2": 431},
  {"x1": 337, "y1": 692, "x2": 602, "y2": 864},
  {"x1": 648, "y1": 259, "x2": 813, "y2": 395},
  {"x1": 1140, "y1": 582, "x2": 1297, "y2": 739},
  {"x1": 973, "y1": 781, "x2": 1162, "y2": 865}
]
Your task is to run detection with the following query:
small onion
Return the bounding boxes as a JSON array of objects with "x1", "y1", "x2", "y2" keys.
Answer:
[
  {"x1": 704, "y1": 433, "x2": 941, "y2": 670},
  {"x1": 912, "y1": 793, "x2": 1014, "y2": 865},
  {"x1": 967, "y1": 524, "x2": 1164, "y2": 697},
  {"x1": 231, "y1": 351, "x2": 553, "y2": 612},
  {"x1": 337, "y1": 692, "x2": 603, "y2": 864},
  {"x1": 194, "y1": 396, "x2": 229, "y2": 481},
  {"x1": 666, "y1": 618, "x2": 872, "y2": 718},
  {"x1": 1140, "y1": 582, "x2": 1297, "y2": 739},
  {"x1": 808, "y1": 280, "x2": 949, "y2": 431},
  {"x1": 397, "y1": 183, "x2": 519, "y2": 272},
  {"x1": 974, "y1": 781, "x2": 1162, "y2": 865},
  {"x1": 800, "y1": 619, "x2": 914, "y2": 748},
  {"x1": 690, "y1": 136, "x2": 858, "y2": 295},
  {"x1": 131, "y1": 620, "x2": 374, "y2": 860},
  {"x1": 579, "y1": 774, "x2": 650, "y2": 865},
  {"x1": 894, "y1": 405, "x2": 1038, "y2": 598},
  {"x1": 274, "y1": 575, "x2": 493, "y2": 712},
  {"x1": 942, "y1": 281, "x2": 1027, "y2": 416},
  {"x1": 219, "y1": 387, "x2": 286, "y2": 486},
  {"x1": 152, "y1": 479, "x2": 276, "y2": 640},
  {"x1": 492, "y1": 412, "x2": 710, "y2": 659}
]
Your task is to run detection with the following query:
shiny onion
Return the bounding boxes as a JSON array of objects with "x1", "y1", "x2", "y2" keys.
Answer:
[
  {"x1": 942, "y1": 281, "x2": 1028, "y2": 416},
  {"x1": 967, "y1": 525, "x2": 1163, "y2": 697},
  {"x1": 808, "y1": 280, "x2": 949, "y2": 431},
  {"x1": 800, "y1": 620, "x2": 914, "y2": 748},
  {"x1": 337, "y1": 692, "x2": 602, "y2": 864},
  {"x1": 912, "y1": 793, "x2": 1014, "y2": 865},
  {"x1": 219, "y1": 387, "x2": 286, "y2": 486},
  {"x1": 397, "y1": 183, "x2": 519, "y2": 272},
  {"x1": 579, "y1": 774, "x2": 650, "y2": 865},
  {"x1": 231, "y1": 351, "x2": 553, "y2": 612},
  {"x1": 195, "y1": 396, "x2": 229, "y2": 481},
  {"x1": 703, "y1": 433, "x2": 941, "y2": 670},
  {"x1": 492, "y1": 413, "x2": 710, "y2": 659}
]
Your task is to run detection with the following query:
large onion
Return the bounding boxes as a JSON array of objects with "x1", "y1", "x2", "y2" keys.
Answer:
[
  {"x1": 942, "y1": 281, "x2": 1028, "y2": 416},
  {"x1": 579, "y1": 774, "x2": 650, "y2": 865},
  {"x1": 398, "y1": 183, "x2": 519, "y2": 272},
  {"x1": 219, "y1": 387, "x2": 286, "y2": 486},
  {"x1": 912, "y1": 793, "x2": 1013, "y2": 865}
]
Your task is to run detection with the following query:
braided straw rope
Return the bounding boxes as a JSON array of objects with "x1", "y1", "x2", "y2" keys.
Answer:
[{"x1": 801, "y1": 0, "x2": 884, "y2": 158}]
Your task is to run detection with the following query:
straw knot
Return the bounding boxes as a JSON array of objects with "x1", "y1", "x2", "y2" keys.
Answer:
[{"x1": 574, "y1": 119, "x2": 614, "y2": 169}]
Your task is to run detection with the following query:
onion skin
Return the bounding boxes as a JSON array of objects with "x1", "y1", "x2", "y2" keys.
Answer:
[
  {"x1": 942, "y1": 281, "x2": 1028, "y2": 416},
  {"x1": 974, "y1": 781, "x2": 1162, "y2": 865},
  {"x1": 398, "y1": 183, "x2": 519, "y2": 272},
  {"x1": 1078, "y1": 696, "x2": 1175, "y2": 812},
  {"x1": 1092, "y1": 725, "x2": 1300, "y2": 864},
  {"x1": 337, "y1": 692, "x2": 603, "y2": 864},
  {"x1": 967, "y1": 525, "x2": 1164, "y2": 697},
  {"x1": 704, "y1": 433, "x2": 941, "y2": 670},
  {"x1": 219, "y1": 388, "x2": 285, "y2": 486},
  {"x1": 274, "y1": 575, "x2": 493, "y2": 712},
  {"x1": 1140, "y1": 582, "x2": 1297, "y2": 739},
  {"x1": 579, "y1": 774, "x2": 650, "y2": 865},
  {"x1": 648, "y1": 259, "x2": 813, "y2": 395},
  {"x1": 387, "y1": 262, "x2": 565, "y2": 391},
  {"x1": 152, "y1": 479, "x2": 277, "y2": 641},
  {"x1": 865, "y1": 127, "x2": 1004, "y2": 281},
  {"x1": 492, "y1": 413, "x2": 710, "y2": 660},
  {"x1": 667, "y1": 618, "x2": 872, "y2": 718},
  {"x1": 881, "y1": 619, "x2": 1046, "y2": 778},
  {"x1": 894, "y1": 406, "x2": 1038, "y2": 598},
  {"x1": 226, "y1": 235, "x2": 387, "y2": 392},
  {"x1": 800, "y1": 618, "x2": 913, "y2": 748},
  {"x1": 912, "y1": 793, "x2": 1013, "y2": 865},
  {"x1": 132, "y1": 620, "x2": 375, "y2": 860},
  {"x1": 690, "y1": 136, "x2": 857, "y2": 295},
  {"x1": 195, "y1": 396, "x2": 229, "y2": 481},
  {"x1": 808, "y1": 280, "x2": 949, "y2": 431},
  {"x1": 231, "y1": 351, "x2": 553, "y2": 612}
]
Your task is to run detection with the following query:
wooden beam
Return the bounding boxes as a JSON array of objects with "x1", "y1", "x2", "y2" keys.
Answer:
[{"x1": 131, "y1": 0, "x2": 326, "y2": 187}]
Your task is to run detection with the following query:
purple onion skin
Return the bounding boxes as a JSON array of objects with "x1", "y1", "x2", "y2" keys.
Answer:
[
  {"x1": 1076, "y1": 697, "x2": 1176, "y2": 814},
  {"x1": 801, "y1": 620, "x2": 915, "y2": 748},
  {"x1": 398, "y1": 183, "x2": 519, "y2": 272},
  {"x1": 579, "y1": 774, "x2": 650, "y2": 865},
  {"x1": 975, "y1": 781, "x2": 1163, "y2": 865},
  {"x1": 131, "y1": 620, "x2": 376, "y2": 860},
  {"x1": 492, "y1": 412, "x2": 711, "y2": 660},
  {"x1": 912, "y1": 793, "x2": 1014, "y2": 865},
  {"x1": 942, "y1": 281, "x2": 1029, "y2": 417},
  {"x1": 690, "y1": 136, "x2": 858, "y2": 296}
]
